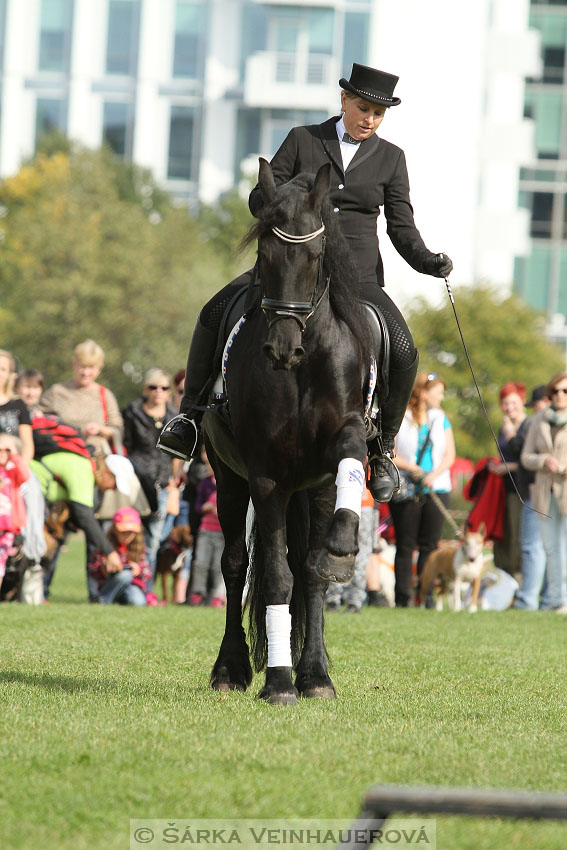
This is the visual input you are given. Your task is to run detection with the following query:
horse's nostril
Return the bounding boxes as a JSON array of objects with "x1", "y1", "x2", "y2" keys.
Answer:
[
  {"x1": 263, "y1": 342, "x2": 275, "y2": 359},
  {"x1": 294, "y1": 347, "x2": 305, "y2": 359}
]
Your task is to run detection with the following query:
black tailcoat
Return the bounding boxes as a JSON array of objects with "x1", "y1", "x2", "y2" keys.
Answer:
[{"x1": 249, "y1": 117, "x2": 433, "y2": 287}]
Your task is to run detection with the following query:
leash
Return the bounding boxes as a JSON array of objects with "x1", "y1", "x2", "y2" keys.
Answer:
[{"x1": 443, "y1": 273, "x2": 549, "y2": 519}]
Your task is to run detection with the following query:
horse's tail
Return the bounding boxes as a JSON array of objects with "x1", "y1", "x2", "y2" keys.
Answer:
[{"x1": 247, "y1": 491, "x2": 309, "y2": 673}]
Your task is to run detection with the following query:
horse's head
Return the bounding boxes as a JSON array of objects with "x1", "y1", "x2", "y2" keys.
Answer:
[{"x1": 256, "y1": 159, "x2": 331, "y2": 371}]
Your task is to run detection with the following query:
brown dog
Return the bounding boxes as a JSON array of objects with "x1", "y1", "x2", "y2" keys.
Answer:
[
  {"x1": 44, "y1": 501, "x2": 70, "y2": 562},
  {"x1": 156, "y1": 525, "x2": 193, "y2": 603},
  {"x1": 418, "y1": 523, "x2": 487, "y2": 612}
]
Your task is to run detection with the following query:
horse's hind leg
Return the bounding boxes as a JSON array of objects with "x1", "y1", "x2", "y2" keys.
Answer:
[
  {"x1": 208, "y1": 453, "x2": 253, "y2": 692},
  {"x1": 295, "y1": 487, "x2": 336, "y2": 699}
]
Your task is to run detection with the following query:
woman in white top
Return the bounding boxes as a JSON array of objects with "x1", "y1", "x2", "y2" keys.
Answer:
[{"x1": 389, "y1": 372, "x2": 456, "y2": 607}]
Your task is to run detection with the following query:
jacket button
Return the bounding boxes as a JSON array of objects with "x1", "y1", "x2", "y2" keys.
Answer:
[
  {"x1": 338, "y1": 184, "x2": 344, "y2": 190},
  {"x1": 333, "y1": 207, "x2": 339, "y2": 213}
]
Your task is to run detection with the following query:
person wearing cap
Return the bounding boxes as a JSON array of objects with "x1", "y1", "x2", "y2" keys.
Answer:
[
  {"x1": 87, "y1": 507, "x2": 151, "y2": 605},
  {"x1": 158, "y1": 63, "x2": 453, "y2": 503},
  {"x1": 526, "y1": 385, "x2": 549, "y2": 413}
]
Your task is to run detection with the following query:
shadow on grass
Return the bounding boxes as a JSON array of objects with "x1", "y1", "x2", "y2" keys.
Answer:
[{"x1": 0, "y1": 670, "x2": 209, "y2": 701}]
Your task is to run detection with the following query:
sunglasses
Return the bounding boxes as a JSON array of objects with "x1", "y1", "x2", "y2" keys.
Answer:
[
  {"x1": 551, "y1": 387, "x2": 567, "y2": 396},
  {"x1": 147, "y1": 385, "x2": 169, "y2": 391}
]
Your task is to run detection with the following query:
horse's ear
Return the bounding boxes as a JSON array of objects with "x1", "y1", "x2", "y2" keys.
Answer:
[
  {"x1": 258, "y1": 157, "x2": 277, "y2": 204},
  {"x1": 310, "y1": 163, "x2": 331, "y2": 210}
]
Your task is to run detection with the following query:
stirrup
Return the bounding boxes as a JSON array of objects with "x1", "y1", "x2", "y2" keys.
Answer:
[{"x1": 156, "y1": 414, "x2": 198, "y2": 461}]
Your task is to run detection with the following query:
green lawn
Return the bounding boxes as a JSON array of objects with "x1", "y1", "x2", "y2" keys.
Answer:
[{"x1": 1, "y1": 536, "x2": 566, "y2": 850}]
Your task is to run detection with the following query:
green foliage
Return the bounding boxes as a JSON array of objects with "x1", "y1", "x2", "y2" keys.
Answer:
[
  {"x1": 198, "y1": 186, "x2": 256, "y2": 278},
  {"x1": 407, "y1": 285, "x2": 564, "y2": 461},
  {"x1": 0, "y1": 146, "x2": 232, "y2": 403}
]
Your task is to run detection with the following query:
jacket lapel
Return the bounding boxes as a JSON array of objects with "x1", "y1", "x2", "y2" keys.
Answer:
[
  {"x1": 346, "y1": 133, "x2": 381, "y2": 173},
  {"x1": 318, "y1": 118, "x2": 344, "y2": 175}
]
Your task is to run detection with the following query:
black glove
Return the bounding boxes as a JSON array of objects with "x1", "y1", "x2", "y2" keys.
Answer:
[{"x1": 422, "y1": 252, "x2": 453, "y2": 278}]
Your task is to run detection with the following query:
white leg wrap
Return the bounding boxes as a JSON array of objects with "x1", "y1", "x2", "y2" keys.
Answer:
[
  {"x1": 335, "y1": 458, "x2": 365, "y2": 518},
  {"x1": 266, "y1": 604, "x2": 292, "y2": 668}
]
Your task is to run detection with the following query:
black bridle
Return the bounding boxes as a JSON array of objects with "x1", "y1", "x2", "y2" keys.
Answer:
[{"x1": 260, "y1": 224, "x2": 330, "y2": 333}]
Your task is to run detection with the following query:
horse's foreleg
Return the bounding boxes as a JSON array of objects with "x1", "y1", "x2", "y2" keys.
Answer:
[
  {"x1": 316, "y1": 421, "x2": 367, "y2": 583},
  {"x1": 250, "y1": 480, "x2": 298, "y2": 705},
  {"x1": 295, "y1": 487, "x2": 336, "y2": 699},
  {"x1": 208, "y1": 452, "x2": 252, "y2": 693}
]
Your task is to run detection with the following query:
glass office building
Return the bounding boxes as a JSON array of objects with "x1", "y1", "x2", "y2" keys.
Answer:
[
  {"x1": 0, "y1": 0, "x2": 370, "y2": 203},
  {"x1": 515, "y1": 0, "x2": 567, "y2": 317}
]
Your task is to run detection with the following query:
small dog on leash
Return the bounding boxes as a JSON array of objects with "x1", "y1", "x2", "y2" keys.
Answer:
[
  {"x1": 156, "y1": 525, "x2": 193, "y2": 604},
  {"x1": 418, "y1": 523, "x2": 487, "y2": 612},
  {"x1": 44, "y1": 500, "x2": 70, "y2": 561}
]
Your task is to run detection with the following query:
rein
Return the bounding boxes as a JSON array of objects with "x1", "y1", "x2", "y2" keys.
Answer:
[{"x1": 260, "y1": 224, "x2": 330, "y2": 332}]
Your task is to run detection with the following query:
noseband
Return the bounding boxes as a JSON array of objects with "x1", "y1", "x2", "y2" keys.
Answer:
[{"x1": 261, "y1": 224, "x2": 330, "y2": 332}]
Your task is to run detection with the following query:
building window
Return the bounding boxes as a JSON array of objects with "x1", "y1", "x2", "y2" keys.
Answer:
[
  {"x1": 106, "y1": 0, "x2": 140, "y2": 76},
  {"x1": 173, "y1": 1, "x2": 205, "y2": 79},
  {"x1": 103, "y1": 101, "x2": 133, "y2": 157},
  {"x1": 35, "y1": 97, "x2": 66, "y2": 146},
  {"x1": 0, "y1": 0, "x2": 8, "y2": 71},
  {"x1": 525, "y1": 91, "x2": 565, "y2": 159},
  {"x1": 167, "y1": 106, "x2": 195, "y2": 180},
  {"x1": 268, "y1": 7, "x2": 335, "y2": 86},
  {"x1": 342, "y1": 12, "x2": 369, "y2": 78},
  {"x1": 39, "y1": 0, "x2": 73, "y2": 72},
  {"x1": 531, "y1": 192, "x2": 554, "y2": 238}
]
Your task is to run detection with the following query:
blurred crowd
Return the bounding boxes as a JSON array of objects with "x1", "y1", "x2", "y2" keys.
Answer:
[{"x1": 1, "y1": 339, "x2": 566, "y2": 614}]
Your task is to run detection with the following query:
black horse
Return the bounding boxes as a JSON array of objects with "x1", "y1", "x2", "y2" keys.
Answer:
[{"x1": 203, "y1": 159, "x2": 374, "y2": 704}]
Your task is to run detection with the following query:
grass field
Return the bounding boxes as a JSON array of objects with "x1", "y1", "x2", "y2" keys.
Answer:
[{"x1": 2, "y1": 535, "x2": 567, "y2": 850}]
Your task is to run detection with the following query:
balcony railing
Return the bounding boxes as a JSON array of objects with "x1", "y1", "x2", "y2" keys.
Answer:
[{"x1": 244, "y1": 51, "x2": 339, "y2": 109}]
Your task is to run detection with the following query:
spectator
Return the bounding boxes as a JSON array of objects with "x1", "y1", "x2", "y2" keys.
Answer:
[
  {"x1": 521, "y1": 372, "x2": 567, "y2": 613},
  {"x1": 488, "y1": 382, "x2": 528, "y2": 578},
  {"x1": 0, "y1": 433, "x2": 30, "y2": 592},
  {"x1": 514, "y1": 384, "x2": 550, "y2": 610},
  {"x1": 29, "y1": 425, "x2": 122, "y2": 600},
  {"x1": 14, "y1": 371, "x2": 48, "y2": 574},
  {"x1": 0, "y1": 351, "x2": 33, "y2": 465},
  {"x1": 326, "y1": 486, "x2": 376, "y2": 613},
  {"x1": 389, "y1": 372, "x2": 456, "y2": 607},
  {"x1": 87, "y1": 508, "x2": 151, "y2": 606},
  {"x1": 15, "y1": 369, "x2": 44, "y2": 420},
  {"x1": 40, "y1": 339, "x2": 123, "y2": 457},
  {"x1": 122, "y1": 367, "x2": 178, "y2": 584},
  {"x1": 189, "y1": 446, "x2": 225, "y2": 607}
]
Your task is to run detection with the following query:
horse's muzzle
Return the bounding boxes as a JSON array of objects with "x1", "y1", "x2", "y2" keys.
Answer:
[{"x1": 263, "y1": 340, "x2": 305, "y2": 370}]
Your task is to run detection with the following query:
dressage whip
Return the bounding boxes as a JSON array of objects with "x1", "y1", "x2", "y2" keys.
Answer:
[{"x1": 443, "y1": 271, "x2": 549, "y2": 519}]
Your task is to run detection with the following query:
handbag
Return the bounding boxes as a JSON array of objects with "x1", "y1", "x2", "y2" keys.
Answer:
[{"x1": 391, "y1": 426, "x2": 432, "y2": 504}]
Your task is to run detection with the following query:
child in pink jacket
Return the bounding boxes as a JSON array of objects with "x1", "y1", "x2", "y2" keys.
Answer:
[{"x1": 0, "y1": 433, "x2": 30, "y2": 589}]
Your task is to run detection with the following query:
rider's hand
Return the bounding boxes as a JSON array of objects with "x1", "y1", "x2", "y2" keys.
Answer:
[{"x1": 423, "y1": 253, "x2": 453, "y2": 278}]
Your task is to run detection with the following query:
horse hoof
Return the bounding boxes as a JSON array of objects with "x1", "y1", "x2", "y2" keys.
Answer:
[
  {"x1": 257, "y1": 689, "x2": 298, "y2": 706},
  {"x1": 212, "y1": 680, "x2": 247, "y2": 693},
  {"x1": 300, "y1": 685, "x2": 336, "y2": 699},
  {"x1": 316, "y1": 550, "x2": 355, "y2": 583}
]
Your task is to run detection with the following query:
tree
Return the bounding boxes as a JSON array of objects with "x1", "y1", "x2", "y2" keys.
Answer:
[
  {"x1": 0, "y1": 146, "x2": 230, "y2": 404},
  {"x1": 197, "y1": 187, "x2": 256, "y2": 278},
  {"x1": 407, "y1": 285, "x2": 564, "y2": 460}
]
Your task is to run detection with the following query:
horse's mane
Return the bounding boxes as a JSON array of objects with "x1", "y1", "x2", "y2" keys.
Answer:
[{"x1": 241, "y1": 173, "x2": 373, "y2": 363}]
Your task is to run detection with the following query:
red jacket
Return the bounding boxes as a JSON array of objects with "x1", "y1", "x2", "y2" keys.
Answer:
[
  {"x1": 463, "y1": 457, "x2": 506, "y2": 542},
  {"x1": 0, "y1": 454, "x2": 30, "y2": 534}
]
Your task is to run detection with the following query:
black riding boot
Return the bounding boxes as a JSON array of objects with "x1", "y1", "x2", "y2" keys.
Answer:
[
  {"x1": 368, "y1": 350, "x2": 419, "y2": 503},
  {"x1": 157, "y1": 318, "x2": 217, "y2": 461}
]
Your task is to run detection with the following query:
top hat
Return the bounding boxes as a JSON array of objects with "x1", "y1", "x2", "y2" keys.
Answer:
[
  {"x1": 339, "y1": 63, "x2": 401, "y2": 107},
  {"x1": 526, "y1": 385, "x2": 548, "y2": 407}
]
